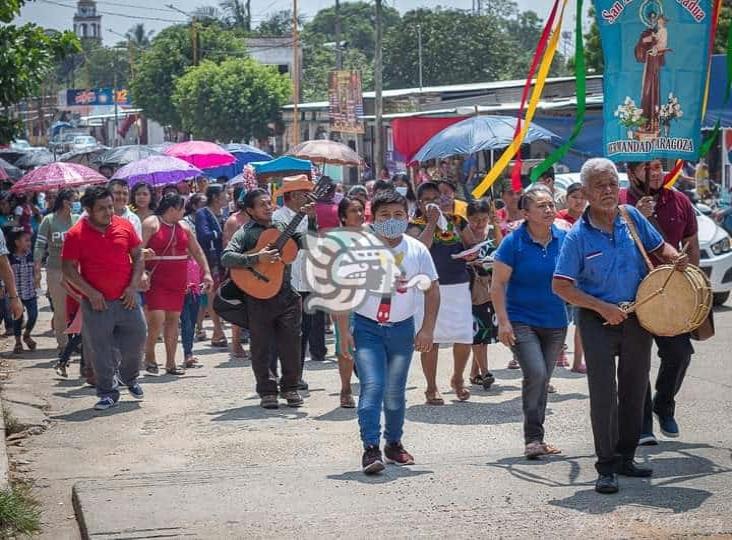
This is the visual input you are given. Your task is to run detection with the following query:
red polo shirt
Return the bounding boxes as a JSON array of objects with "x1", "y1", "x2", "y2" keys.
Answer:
[
  {"x1": 621, "y1": 187, "x2": 697, "y2": 263},
  {"x1": 61, "y1": 215, "x2": 141, "y2": 301}
]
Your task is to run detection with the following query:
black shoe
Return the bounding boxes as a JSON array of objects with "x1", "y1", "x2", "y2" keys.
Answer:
[
  {"x1": 260, "y1": 395, "x2": 279, "y2": 409},
  {"x1": 639, "y1": 433, "x2": 658, "y2": 446},
  {"x1": 362, "y1": 445, "x2": 385, "y2": 475},
  {"x1": 655, "y1": 414, "x2": 679, "y2": 438},
  {"x1": 297, "y1": 380, "x2": 309, "y2": 391},
  {"x1": 482, "y1": 371, "x2": 495, "y2": 390},
  {"x1": 618, "y1": 460, "x2": 653, "y2": 478},
  {"x1": 281, "y1": 390, "x2": 304, "y2": 408},
  {"x1": 595, "y1": 473, "x2": 619, "y2": 494}
]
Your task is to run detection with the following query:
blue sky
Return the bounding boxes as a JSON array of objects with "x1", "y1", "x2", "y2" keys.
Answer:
[{"x1": 16, "y1": 0, "x2": 583, "y2": 45}]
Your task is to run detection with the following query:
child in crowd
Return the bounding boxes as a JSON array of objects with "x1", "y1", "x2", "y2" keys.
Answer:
[{"x1": 6, "y1": 227, "x2": 38, "y2": 354}]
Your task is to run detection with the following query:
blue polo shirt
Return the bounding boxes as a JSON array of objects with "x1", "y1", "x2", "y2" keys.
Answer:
[
  {"x1": 554, "y1": 205, "x2": 664, "y2": 304},
  {"x1": 494, "y1": 223, "x2": 568, "y2": 328}
]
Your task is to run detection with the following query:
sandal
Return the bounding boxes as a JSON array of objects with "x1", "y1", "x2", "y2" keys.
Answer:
[
  {"x1": 571, "y1": 364, "x2": 587, "y2": 374},
  {"x1": 195, "y1": 330, "x2": 207, "y2": 342},
  {"x1": 340, "y1": 391, "x2": 356, "y2": 408},
  {"x1": 424, "y1": 390, "x2": 445, "y2": 406},
  {"x1": 184, "y1": 356, "x2": 201, "y2": 369},
  {"x1": 165, "y1": 366, "x2": 185, "y2": 376},
  {"x1": 13, "y1": 342, "x2": 22, "y2": 354},
  {"x1": 450, "y1": 378, "x2": 471, "y2": 402},
  {"x1": 22, "y1": 334, "x2": 37, "y2": 351},
  {"x1": 231, "y1": 347, "x2": 247, "y2": 359},
  {"x1": 542, "y1": 442, "x2": 562, "y2": 455},
  {"x1": 507, "y1": 357, "x2": 520, "y2": 369},
  {"x1": 524, "y1": 441, "x2": 546, "y2": 460},
  {"x1": 469, "y1": 374, "x2": 484, "y2": 386},
  {"x1": 145, "y1": 363, "x2": 159, "y2": 374},
  {"x1": 482, "y1": 372, "x2": 496, "y2": 390},
  {"x1": 211, "y1": 337, "x2": 228, "y2": 348}
]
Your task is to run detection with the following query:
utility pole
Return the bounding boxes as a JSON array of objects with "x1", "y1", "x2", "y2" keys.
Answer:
[
  {"x1": 335, "y1": 0, "x2": 343, "y2": 70},
  {"x1": 292, "y1": 0, "x2": 300, "y2": 146},
  {"x1": 417, "y1": 24, "x2": 423, "y2": 91},
  {"x1": 373, "y1": 0, "x2": 384, "y2": 173}
]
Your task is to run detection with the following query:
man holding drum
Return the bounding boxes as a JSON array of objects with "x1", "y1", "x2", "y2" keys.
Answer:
[
  {"x1": 552, "y1": 158, "x2": 687, "y2": 495},
  {"x1": 622, "y1": 160, "x2": 700, "y2": 445}
]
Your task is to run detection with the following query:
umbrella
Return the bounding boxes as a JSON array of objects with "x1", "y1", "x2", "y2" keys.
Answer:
[
  {"x1": 0, "y1": 167, "x2": 8, "y2": 181},
  {"x1": 287, "y1": 140, "x2": 363, "y2": 166},
  {"x1": 164, "y1": 140, "x2": 236, "y2": 169},
  {"x1": 227, "y1": 171, "x2": 259, "y2": 191},
  {"x1": 10, "y1": 162, "x2": 107, "y2": 193},
  {"x1": 58, "y1": 145, "x2": 109, "y2": 166},
  {"x1": 15, "y1": 149, "x2": 56, "y2": 169},
  {"x1": 251, "y1": 156, "x2": 314, "y2": 179},
  {"x1": 111, "y1": 155, "x2": 203, "y2": 187},
  {"x1": 0, "y1": 158, "x2": 22, "y2": 181},
  {"x1": 205, "y1": 143, "x2": 273, "y2": 180},
  {"x1": 0, "y1": 150, "x2": 27, "y2": 165},
  {"x1": 412, "y1": 116, "x2": 560, "y2": 163},
  {"x1": 93, "y1": 145, "x2": 163, "y2": 167}
]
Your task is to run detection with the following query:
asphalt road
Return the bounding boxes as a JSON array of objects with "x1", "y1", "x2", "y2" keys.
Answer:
[{"x1": 4, "y1": 297, "x2": 732, "y2": 539}]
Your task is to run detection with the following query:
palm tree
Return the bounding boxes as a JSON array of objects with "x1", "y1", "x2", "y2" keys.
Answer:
[
  {"x1": 192, "y1": 5, "x2": 224, "y2": 23},
  {"x1": 125, "y1": 23, "x2": 155, "y2": 48},
  {"x1": 220, "y1": 0, "x2": 250, "y2": 31}
]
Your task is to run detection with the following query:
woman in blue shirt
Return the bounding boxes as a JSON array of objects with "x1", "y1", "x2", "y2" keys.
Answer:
[{"x1": 491, "y1": 185, "x2": 568, "y2": 459}]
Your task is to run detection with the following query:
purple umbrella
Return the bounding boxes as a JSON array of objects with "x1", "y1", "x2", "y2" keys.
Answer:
[{"x1": 111, "y1": 155, "x2": 203, "y2": 187}]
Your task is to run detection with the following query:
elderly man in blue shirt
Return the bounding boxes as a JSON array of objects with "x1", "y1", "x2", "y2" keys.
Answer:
[{"x1": 553, "y1": 158, "x2": 687, "y2": 495}]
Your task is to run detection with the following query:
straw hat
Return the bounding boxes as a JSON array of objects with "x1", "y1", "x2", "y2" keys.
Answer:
[{"x1": 273, "y1": 174, "x2": 313, "y2": 198}]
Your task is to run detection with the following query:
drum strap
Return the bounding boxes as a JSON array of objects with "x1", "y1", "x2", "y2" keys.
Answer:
[{"x1": 618, "y1": 205, "x2": 654, "y2": 273}]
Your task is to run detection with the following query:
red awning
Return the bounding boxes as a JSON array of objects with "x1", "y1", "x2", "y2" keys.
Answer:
[{"x1": 391, "y1": 116, "x2": 466, "y2": 164}]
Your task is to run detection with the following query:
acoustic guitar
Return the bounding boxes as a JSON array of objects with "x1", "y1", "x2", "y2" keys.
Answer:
[{"x1": 230, "y1": 176, "x2": 332, "y2": 299}]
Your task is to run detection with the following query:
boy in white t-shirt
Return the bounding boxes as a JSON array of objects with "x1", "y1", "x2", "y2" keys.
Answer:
[{"x1": 336, "y1": 190, "x2": 440, "y2": 475}]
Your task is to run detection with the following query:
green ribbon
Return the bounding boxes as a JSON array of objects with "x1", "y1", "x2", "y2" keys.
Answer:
[
  {"x1": 699, "y1": 121, "x2": 720, "y2": 158},
  {"x1": 530, "y1": 0, "x2": 585, "y2": 182}
]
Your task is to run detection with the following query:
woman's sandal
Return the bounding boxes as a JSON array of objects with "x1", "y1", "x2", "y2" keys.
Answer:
[
  {"x1": 145, "y1": 362, "x2": 159, "y2": 374},
  {"x1": 22, "y1": 334, "x2": 36, "y2": 351},
  {"x1": 211, "y1": 337, "x2": 228, "y2": 348},
  {"x1": 450, "y1": 378, "x2": 471, "y2": 402},
  {"x1": 542, "y1": 442, "x2": 562, "y2": 455},
  {"x1": 166, "y1": 366, "x2": 185, "y2": 376},
  {"x1": 524, "y1": 441, "x2": 546, "y2": 460},
  {"x1": 13, "y1": 342, "x2": 22, "y2": 354},
  {"x1": 424, "y1": 390, "x2": 445, "y2": 406},
  {"x1": 184, "y1": 356, "x2": 201, "y2": 369},
  {"x1": 340, "y1": 391, "x2": 356, "y2": 409},
  {"x1": 469, "y1": 374, "x2": 484, "y2": 386}
]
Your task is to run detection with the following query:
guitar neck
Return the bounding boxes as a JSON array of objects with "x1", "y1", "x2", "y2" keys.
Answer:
[{"x1": 274, "y1": 211, "x2": 306, "y2": 251}]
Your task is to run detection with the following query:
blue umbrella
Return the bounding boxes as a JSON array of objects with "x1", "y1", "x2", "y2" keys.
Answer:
[
  {"x1": 413, "y1": 115, "x2": 560, "y2": 163},
  {"x1": 206, "y1": 143, "x2": 273, "y2": 180}
]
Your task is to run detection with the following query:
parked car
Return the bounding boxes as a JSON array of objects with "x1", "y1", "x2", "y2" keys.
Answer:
[
  {"x1": 70, "y1": 135, "x2": 99, "y2": 152},
  {"x1": 9, "y1": 139, "x2": 43, "y2": 152},
  {"x1": 49, "y1": 131, "x2": 90, "y2": 154},
  {"x1": 555, "y1": 173, "x2": 731, "y2": 306}
]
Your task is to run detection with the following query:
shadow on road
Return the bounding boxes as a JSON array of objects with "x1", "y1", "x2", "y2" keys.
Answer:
[
  {"x1": 207, "y1": 405, "x2": 308, "y2": 421},
  {"x1": 550, "y1": 485, "x2": 712, "y2": 514},
  {"x1": 313, "y1": 406, "x2": 357, "y2": 422},
  {"x1": 327, "y1": 467, "x2": 434, "y2": 484},
  {"x1": 50, "y1": 401, "x2": 141, "y2": 421}
]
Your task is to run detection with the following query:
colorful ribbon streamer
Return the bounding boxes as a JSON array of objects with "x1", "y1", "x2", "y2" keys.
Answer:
[
  {"x1": 530, "y1": 0, "x2": 586, "y2": 183},
  {"x1": 472, "y1": 0, "x2": 569, "y2": 198}
]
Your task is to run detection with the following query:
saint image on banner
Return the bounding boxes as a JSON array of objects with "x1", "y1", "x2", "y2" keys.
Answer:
[{"x1": 634, "y1": 2, "x2": 671, "y2": 137}]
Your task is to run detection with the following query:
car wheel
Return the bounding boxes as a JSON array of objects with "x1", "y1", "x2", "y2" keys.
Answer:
[{"x1": 712, "y1": 291, "x2": 730, "y2": 306}]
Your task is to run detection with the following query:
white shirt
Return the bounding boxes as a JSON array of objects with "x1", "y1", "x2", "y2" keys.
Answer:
[
  {"x1": 356, "y1": 234, "x2": 438, "y2": 323},
  {"x1": 272, "y1": 205, "x2": 309, "y2": 292}
]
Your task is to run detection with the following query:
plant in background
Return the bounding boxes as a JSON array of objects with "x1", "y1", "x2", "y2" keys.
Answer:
[{"x1": 614, "y1": 97, "x2": 646, "y2": 139}]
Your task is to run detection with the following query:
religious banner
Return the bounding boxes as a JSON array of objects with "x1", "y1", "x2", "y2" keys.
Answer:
[
  {"x1": 595, "y1": 0, "x2": 715, "y2": 162},
  {"x1": 328, "y1": 71, "x2": 365, "y2": 134}
]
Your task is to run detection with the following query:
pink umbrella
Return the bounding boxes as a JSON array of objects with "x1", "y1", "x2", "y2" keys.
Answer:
[
  {"x1": 164, "y1": 140, "x2": 236, "y2": 170},
  {"x1": 10, "y1": 162, "x2": 107, "y2": 193},
  {"x1": 0, "y1": 167, "x2": 8, "y2": 181}
]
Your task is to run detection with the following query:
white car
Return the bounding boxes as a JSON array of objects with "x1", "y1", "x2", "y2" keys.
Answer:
[
  {"x1": 554, "y1": 173, "x2": 732, "y2": 306},
  {"x1": 10, "y1": 139, "x2": 44, "y2": 152},
  {"x1": 70, "y1": 136, "x2": 99, "y2": 152}
]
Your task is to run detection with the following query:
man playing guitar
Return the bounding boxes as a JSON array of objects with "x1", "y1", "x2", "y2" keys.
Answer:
[{"x1": 221, "y1": 186, "x2": 317, "y2": 410}]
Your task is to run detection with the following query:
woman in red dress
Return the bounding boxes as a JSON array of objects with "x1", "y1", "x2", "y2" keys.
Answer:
[{"x1": 141, "y1": 193, "x2": 213, "y2": 375}]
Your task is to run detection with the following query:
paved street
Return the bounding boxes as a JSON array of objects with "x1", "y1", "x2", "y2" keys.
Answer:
[{"x1": 3, "y1": 298, "x2": 732, "y2": 539}]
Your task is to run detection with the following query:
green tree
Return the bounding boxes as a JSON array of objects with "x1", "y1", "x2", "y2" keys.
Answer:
[
  {"x1": 130, "y1": 24, "x2": 246, "y2": 129},
  {"x1": 253, "y1": 10, "x2": 301, "y2": 36},
  {"x1": 584, "y1": 5, "x2": 604, "y2": 74},
  {"x1": 715, "y1": 3, "x2": 731, "y2": 54},
  {"x1": 301, "y1": 39, "x2": 373, "y2": 101},
  {"x1": 172, "y1": 58, "x2": 290, "y2": 140},
  {"x1": 125, "y1": 23, "x2": 155, "y2": 48},
  {"x1": 304, "y1": 1, "x2": 400, "y2": 60},
  {"x1": 0, "y1": 3, "x2": 80, "y2": 143},
  {"x1": 83, "y1": 44, "x2": 130, "y2": 88},
  {"x1": 382, "y1": 8, "x2": 517, "y2": 89}
]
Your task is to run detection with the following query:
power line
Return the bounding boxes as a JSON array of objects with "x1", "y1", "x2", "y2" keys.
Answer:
[{"x1": 38, "y1": 0, "x2": 187, "y2": 24}]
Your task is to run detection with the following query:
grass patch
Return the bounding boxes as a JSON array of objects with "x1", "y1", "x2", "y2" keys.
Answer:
[
  {"x1": 1, "y1": 407, "x2": 20, "y2": 437},
  {"x1": 0, "y1": 483, "x2": 41, "y2": 538}
]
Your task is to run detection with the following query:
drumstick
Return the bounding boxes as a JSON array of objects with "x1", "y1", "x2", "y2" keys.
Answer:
[{"x1": 658, "y1": 242, "x2": 690, "y2": 292}]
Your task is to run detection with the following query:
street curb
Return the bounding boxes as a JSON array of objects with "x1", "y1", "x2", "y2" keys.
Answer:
[{"x1": 0, "y1": 391, "x2": 9, "y2": 491}]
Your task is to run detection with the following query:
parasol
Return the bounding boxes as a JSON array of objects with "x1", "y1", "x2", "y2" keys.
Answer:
[
  {"x1": 10, "y1": 162, "x2": 107, "y2": 193},
  {"x1": 15, "y1": 149, "x2": 56, "y2": 169},
  {"x1": 92, "y1": 145, "x2": 162, "y2": 167},
  {"x1": 412, "y1": 116, "x2": 560, "y2": 163},
  {"x1": 164, "y1": 140, "x2": 236, "y2": 169},
  {"x1": 287, "y1": 139, "x2": 363, "y2": 166},
  {"x1": 0, "y1": 158, "x2": 23, "y2": 181},
  {"x1": 58, "y1": 145, "x2": 109, "y2": 166},
  {"x1": 111, "y1": 155, "x2": 203, "y2": 187}
]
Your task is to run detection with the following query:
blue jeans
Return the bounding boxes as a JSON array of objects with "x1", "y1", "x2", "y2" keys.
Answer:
[
  {"x1": 180, "y1": 292, "x2": 199, "y2": 357},
  {"x1": 511, "y1": 323, "x2": 567, "y2": 444},
  {"x1": 353, "y1": 314, "x2": 415, "y2": 448},
  {"x1": 14, "y1": 297, "x2": 38, "y2": 338}
]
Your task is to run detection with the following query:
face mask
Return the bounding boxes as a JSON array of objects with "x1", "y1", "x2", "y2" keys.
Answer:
[
  {"x1": 71, "y1": 201, "x2": 82, "y2": 214},
  {"x1": 395, "y1": 186, "x2": 408, "y2": 197},
  {"x1": 372, "y1": 217, "x2": 408, "y2": 239}
]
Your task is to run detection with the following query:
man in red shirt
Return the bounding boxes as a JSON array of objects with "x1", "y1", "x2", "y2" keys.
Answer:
[
  {"x1": 621, "y1": 160, "x2": 700, "y2": 445},
  {"x1": 62, "y1": 186, "x2": 146, "y2": 411}
]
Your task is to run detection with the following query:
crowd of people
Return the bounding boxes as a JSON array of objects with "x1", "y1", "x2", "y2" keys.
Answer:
[{"x1": 0, "y1": 155, "x2": 702, "y2": 494}]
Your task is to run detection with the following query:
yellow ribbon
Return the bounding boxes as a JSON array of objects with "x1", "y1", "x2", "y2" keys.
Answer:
[{"x1": 472, "y1": 0, "x2": 569, "y2": 198}]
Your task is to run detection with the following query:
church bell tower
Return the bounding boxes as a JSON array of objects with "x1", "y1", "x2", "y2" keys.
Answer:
[{"x1": 73, "y1": 0, "x2": 102, "y2": 44}]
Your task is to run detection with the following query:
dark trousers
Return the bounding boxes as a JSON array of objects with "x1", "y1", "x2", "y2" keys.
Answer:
[
  {"x1": 58, "y1": 333, "x2": 83, "y2": 366},
  {"x1": 13, "y1": 297, "x2": 38, "y2": 337},
  {"x1": 247, "y1": 291, "x2": 302, "y2": 396},
  {"x1": 578, "y1": 309, "x2": 652, "y2": 474},
  {"x1": 301, "y1": 292, "x2": 327, "y2": 363},
  {"x1": 642, "y1": 334, "x2": 694, "y2": 432}
]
